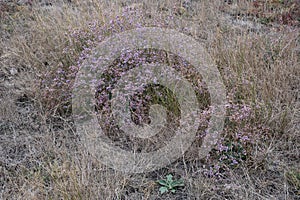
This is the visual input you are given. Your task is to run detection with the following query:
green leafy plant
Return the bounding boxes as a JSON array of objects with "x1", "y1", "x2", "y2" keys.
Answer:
[{"x1": 157, "y1": 174, "x2": 184, "y2": 194}]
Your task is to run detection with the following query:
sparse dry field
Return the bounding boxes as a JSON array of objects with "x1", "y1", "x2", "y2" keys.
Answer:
[{"x1": 0, "y1": 0, "x2": 299, "y2": 199}]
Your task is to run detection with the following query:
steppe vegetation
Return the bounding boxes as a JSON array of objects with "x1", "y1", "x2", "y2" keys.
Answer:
[{"x1": 0, "y1": 0, "x2": 299, "y2": 199}]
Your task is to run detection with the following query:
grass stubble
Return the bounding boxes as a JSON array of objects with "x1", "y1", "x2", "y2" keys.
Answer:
[{"x1": 0, "y1": 0, "x2": 299, "y2": 199}]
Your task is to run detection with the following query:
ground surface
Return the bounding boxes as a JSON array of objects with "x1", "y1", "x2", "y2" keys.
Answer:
[{"x1": 0, "y1": 0, "x2": 299, "y2": 199}]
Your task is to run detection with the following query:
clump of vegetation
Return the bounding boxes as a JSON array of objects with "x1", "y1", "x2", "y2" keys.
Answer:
[{"x1": 157, "y1": 174, "x2": 185, "y2": 194}]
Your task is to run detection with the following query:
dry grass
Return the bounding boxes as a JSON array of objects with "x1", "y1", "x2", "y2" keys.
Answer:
[{"x1": 0, "y1": 0, "x2": 299, "y2": 199}]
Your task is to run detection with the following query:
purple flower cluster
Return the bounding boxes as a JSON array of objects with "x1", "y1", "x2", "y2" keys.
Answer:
[
  {"x1": 37, "y1": 5, "x2": 272, "y2": 176},
  {"x1": 203, "y1": 98, "x2": 271, "y2": 177}
]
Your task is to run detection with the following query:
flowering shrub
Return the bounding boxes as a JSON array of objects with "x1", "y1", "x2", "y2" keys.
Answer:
[
  {"x1": 37, "y1": 7, "x2": 146, "y2": 116},
  {"x1": 38, "y1": 4, "x2": 173, "y2": 112},
  {"x1": 203, "y1": 99, "x2": 272, "y2": 178},
  {"x1": 38, "y1": 3, "x2": 271, "y2": 174}
]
